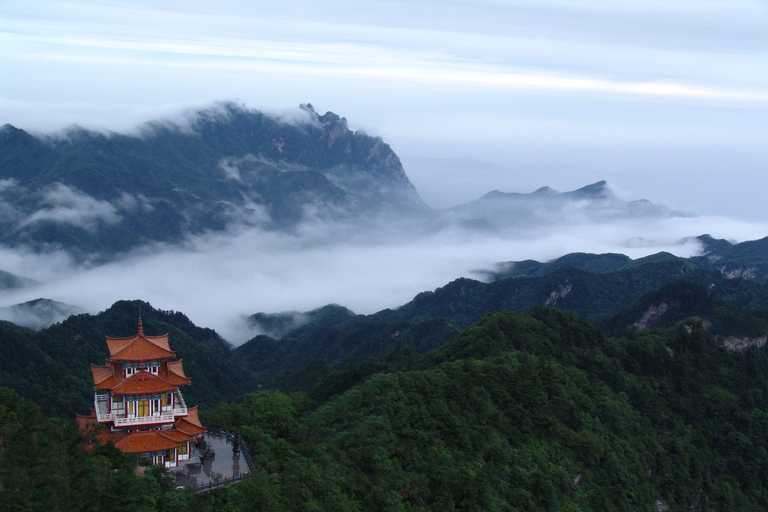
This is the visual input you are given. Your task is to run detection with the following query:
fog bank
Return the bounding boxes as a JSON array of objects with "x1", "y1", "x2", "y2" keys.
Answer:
[{"x1": 1, "y1": 213, "x2": 765, "y2": 345}]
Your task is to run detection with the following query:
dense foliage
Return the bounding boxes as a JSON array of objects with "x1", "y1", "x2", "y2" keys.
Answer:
[
  {"x1": 196, "y1": 309, "x2": 768, "y2": 511},
  {"x1": 5, "y1": 305, "x2": 768, "y2": 510},
  {"x1": 0, "y1": 300, "x2": 258, "y2": 417},
  {"x1": 0, "y1": 387, "x2": 190, "y2": 512},
  {"x1": 240, "y1": 240, "x2": 768, "y2": 384}
]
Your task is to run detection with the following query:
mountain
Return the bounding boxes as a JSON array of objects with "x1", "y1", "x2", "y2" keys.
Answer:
[
  {"x1": 239, "y1": 304, "x2": 459, "y2": 384},
  {"x1": 202, "y1": 308, "x2": 768, "y2": 511},
  {"x1": 0, "y1": 269, "x2": 37, "y2": 290},
  {"x1": 236, "y1": 238, "x2": 768, "y2": 385},
  {"x1": 7, "y1": 306, "x2": 768, "y2": 510},
  {"x1": 0, "y1": 103, "x2": 426, "y2": 258},
  {"x1": 600, "y1": 279, "x2": 768, "y2": 341},
  {"x1": 0, "y1": 298, "x2": 85, "y2": 330},
  {"x1": 489, "y1": 234, "x2": 768, "y2": 283},
  {"x1": 0, "y1": 300, "x2": 258, "y2": 417},
  {"x1": 1, "y1": 102, "x2": 689, "y2": 264},
  {"x1": 440, "y1": 180, "x2": 679, "y2": 229}
]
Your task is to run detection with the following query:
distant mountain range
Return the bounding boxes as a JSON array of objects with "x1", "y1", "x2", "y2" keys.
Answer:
[
  {"x1": 1, "y1": 102, "x2": 680, "y2": 260},
  {"x1": 0, "y1": 103, "x2": 425, "y2": 258},
  {"x1": 441, "y1": 180, "x2": 679, "y2": 229},
  {"x1": 4, "y1": 233, "x2": 768, "y2": 416},
  {"x1": 238, "y1": 234, "x2": 768, "y2": 385}
]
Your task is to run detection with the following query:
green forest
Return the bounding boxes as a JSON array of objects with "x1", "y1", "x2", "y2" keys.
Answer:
[
  {"x1": 5, "y1": 239, "x2": 768, "y2": 510},
  {"x1": 4, "y1": 305, "x2": 768, "y2": 511}
]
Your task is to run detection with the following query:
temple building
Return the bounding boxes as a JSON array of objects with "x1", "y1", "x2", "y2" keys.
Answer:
[{"x1": 77, "y1": 319, "x2": 206, "y2": 468}]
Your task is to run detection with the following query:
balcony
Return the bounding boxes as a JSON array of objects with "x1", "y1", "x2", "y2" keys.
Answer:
[{"x1": 93, "y1": 391, "x2": 188, "y2": 427}]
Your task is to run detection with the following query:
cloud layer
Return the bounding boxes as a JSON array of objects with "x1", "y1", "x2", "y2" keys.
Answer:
[{"x1": 1, "y1": 206, "x2": 766, "y2": 345}]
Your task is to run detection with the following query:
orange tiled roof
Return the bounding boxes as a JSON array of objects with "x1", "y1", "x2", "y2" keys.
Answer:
[
  {"x1": 76, "y1": 412, "x2": 98, "y2": 432},
  {"x1": 106, "y1": 319, "x2": 174, "y2": 362},
  {"x1": 111, "y1": 431, "x2": 182, "y2": 453},
  {"x1": 168, "y1": 360, "x2": 187, "y2": 379},
  {"x1": 161, "y1": 360, "x2": 191, "y2": 386},
  {"x1": 92, "y1": 363, "x2": 123, "y2": 390},
  {"x1": 111, "y1": 370, "x2": 177, "y2": 395},
  {"x1": 175, "y1": 406, "x2": 206, "y2": 435},
  {"x1": 91, "y1": 365, "x2": 112, "y2": 384},
  {"x1": 159, "y1": 428, "x2": 194, "y2": 443},
  {"x1": 108, "y1": 336, "x2": 175, "y2": 362}
]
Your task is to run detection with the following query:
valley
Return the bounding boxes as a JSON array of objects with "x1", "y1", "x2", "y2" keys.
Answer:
[{"x1": 3, "y1": 104, "x2": 768, "y2": 510}]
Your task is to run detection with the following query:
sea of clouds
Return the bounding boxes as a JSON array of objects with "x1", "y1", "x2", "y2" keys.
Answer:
[{"x1": 1, "y1": 206, "x2": 766, "y2": 345}]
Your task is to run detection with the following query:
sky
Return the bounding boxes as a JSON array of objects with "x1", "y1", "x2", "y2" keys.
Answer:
[{"x1": 2, "y1": 0, "x2": 768, "y2": 342}]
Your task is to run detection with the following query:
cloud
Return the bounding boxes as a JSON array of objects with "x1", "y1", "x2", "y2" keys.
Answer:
[
  {"x1": 218, "y1": 157, "x2": 244, "y2": 182},
  {"x1": 1, "y1": 204, "x2": 767, "y2": 345},
  {"x1": 114, "y1": 192, "x2": 153, "y2": 214},
  {"x1": 19, "y1": 183, "x2": 122, "y2": 231}
]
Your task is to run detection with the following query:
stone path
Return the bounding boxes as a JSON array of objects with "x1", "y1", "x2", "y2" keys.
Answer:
[{"x1": 172, "y1": 431, "x2": 249, "y2": 490}]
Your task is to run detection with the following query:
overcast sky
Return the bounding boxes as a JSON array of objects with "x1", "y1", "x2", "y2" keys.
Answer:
[
  {"x1": 3, "y1": 0, "x2": 767, "y2": 215},
  {"x1": 2, "y1": 1, "x2": 768, "y2": 341}
]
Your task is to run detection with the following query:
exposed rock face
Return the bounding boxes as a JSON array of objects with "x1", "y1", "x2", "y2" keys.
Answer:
[
  {"x1": 720, "y1": 335, "x2": 768, "y2": 352},
  {"x1": 631, "y1": 301, "x2": 670, "y2": 331},
  {"x1": 545, "y1": 282, "x2": 572, "y2": 306},
  {"x1": 720, "y1": 265, "x2": 757, "y2": 280}
]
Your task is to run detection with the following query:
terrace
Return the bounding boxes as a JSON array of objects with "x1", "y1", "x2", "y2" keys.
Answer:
[{"x1": 171, "y1": 428, "x2": 254, "y2": 492}]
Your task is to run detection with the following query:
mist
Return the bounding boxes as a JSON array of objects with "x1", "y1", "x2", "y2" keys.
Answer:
[
  {"x1": 2, "y1": 0, "x2": 768, "y2": 343},
  {"x1": 1, "y1": 205, "x2": 766, "y2": 345}
]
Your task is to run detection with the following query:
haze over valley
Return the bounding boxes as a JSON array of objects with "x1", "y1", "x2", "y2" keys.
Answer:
[
  {"x1": 2, "y1": 0, "x2": 767, "y2": 344},
  {"x1": 1, "y1": 103, "x2": 767, "y2": 344},
  {"x1": 6, "y1": 3, "x2": 768, "y2": 509}
]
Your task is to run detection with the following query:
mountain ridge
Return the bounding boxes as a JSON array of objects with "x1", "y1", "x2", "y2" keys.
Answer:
[{"x1": 1, "y1": 102, "x2": 681, "y2": 261}]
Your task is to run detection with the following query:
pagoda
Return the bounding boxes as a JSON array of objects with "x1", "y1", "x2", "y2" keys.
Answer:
[{"x1": 77, "y1": 319, "x2": 206, "y2": 468}]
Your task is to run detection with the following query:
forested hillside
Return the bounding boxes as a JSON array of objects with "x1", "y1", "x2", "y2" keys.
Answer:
[
  {"x1": 6, "y1": 307, "x2": 768, "y2": 510},
  {"x1": 0, "y1": 300, "x2": 257, "y2": 417},
  {"x1": 199, "y1": 309, "x2": 768, "y2": 510},
  {"x1": 239, "y1": 238, "x2": 768, "y2": 384},
  {"x1": 0, "y1": 104, "x2": 425, "y2": 257},
  {"x1": 3, "y1": 238, "x2": 768, "y2": 510}
]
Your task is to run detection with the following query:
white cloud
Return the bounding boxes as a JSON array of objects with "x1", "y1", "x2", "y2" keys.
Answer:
[
  {"x1": 1, "y1": 0, "x2": 767, "y2": 345},
  {"x1": 1, "y1": 208, "x2": 766, "y2": 345},
  {"x1": 20, "y1": 183, "x2": 121, "y2": 231}
]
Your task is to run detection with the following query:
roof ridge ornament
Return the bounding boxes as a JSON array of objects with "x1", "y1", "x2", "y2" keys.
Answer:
[{"x1": 138, "y1": 317, "x2": 143, "y2": 336}]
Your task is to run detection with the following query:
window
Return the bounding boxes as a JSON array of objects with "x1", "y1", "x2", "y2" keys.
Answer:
[
  {"x1": 113, "y1": 395, "x2": 124, "y2": 411},
  {"x1": 138, "y1": 400, "x2": 149, "y2": 417}
]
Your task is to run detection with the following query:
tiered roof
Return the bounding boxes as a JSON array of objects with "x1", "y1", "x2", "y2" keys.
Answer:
[
  {"x1": 174, "y1": 406, "x2": 206, "y2": 436},
  {"x1": 91, "y1": 364, "x2": 121, "y2": 390},
  {"x1": 111, "y1": 370, "x2": 178, "y2": 395},
  {"x1": 106, "y1": 321, "x2": 175, "y2": 361},
  {"x1": 78, "y1": 318, "x2": 204, "y2": 460},
  {"x1": 161, "y1": 360, "x2": 192, "y2": 387},
  {"x1": 106, "y1": 430, "x2": 193, "y2": 453},
  {"x1": 91, "y1": 361, "x2": 191, "y2": 393}
]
